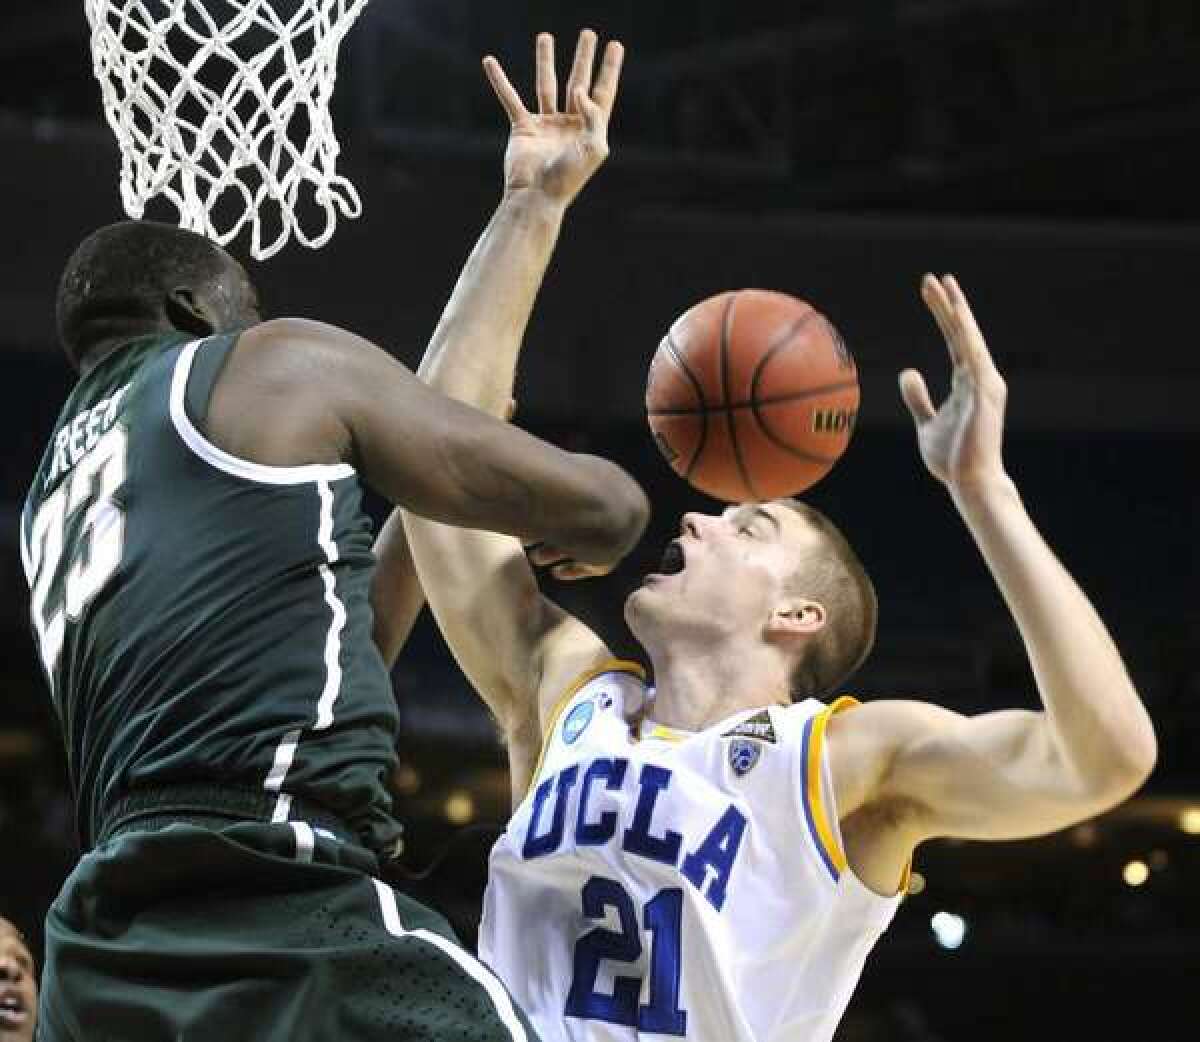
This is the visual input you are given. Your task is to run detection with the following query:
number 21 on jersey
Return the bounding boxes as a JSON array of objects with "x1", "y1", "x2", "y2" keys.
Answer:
[
  {"x1": 566, "y1": 875, "x2": 688, "y2": 1035},
  {"x1": 23, "y1": 426, "x2": 129, "y2": 684}
]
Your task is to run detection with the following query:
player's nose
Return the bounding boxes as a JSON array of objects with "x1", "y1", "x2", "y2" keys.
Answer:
[{"x1": 0, "y1": 956, "x2": 20, "y2": 982}]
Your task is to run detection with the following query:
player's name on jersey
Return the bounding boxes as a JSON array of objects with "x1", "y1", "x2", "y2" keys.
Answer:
[
  {"x1": 45, "y1": 385, "x2": 130, "y2": 489},
  {"x1": 522, "y1": 757, "x2": 748, "y2": 912}
]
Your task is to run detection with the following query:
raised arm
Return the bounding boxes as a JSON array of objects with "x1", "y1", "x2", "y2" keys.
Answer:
[
  {"x1": 396, "y1": 31, "x2": 627, "y2": 800},
  {"x1": 832, "y1": 276, "x2": 1156, "y2": 882}
]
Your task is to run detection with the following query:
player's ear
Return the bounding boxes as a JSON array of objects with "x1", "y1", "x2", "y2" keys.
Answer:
[
  {"x1": 165, "y1": 286, "x2": 218, "y2": 336},
  {"x1": 766, "y1": 598, "x2": 826, "y2": 641}
]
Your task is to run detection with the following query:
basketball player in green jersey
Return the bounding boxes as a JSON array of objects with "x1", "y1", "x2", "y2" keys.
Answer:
[{"x1": 22, "y1": 30, "x2": 638, "y2": 1041}]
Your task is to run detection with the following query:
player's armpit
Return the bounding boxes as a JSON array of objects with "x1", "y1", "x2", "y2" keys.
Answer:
[
  {"x1": 369, "y1": 511, "x2": 425, "y2": 669},
  {"x1": 216, "y1": 318, "x2": 648, "y2": 566},
  {"x1": 510, "y1": 611, "x2": 620, "y2": 804},
  {"x1": 530, "y1": 610, "x2": 624, "y2": 736},
  {"x1": 831, "y1": 700, "x2": 1151, "y2": 844},
  {"x1": 402, "y1": 509, "x2": 613, "y2": 805}
]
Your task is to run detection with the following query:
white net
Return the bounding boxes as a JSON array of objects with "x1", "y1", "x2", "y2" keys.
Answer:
[{"x1": 84, "y1": 0, "x2": 369, "y2": 260}]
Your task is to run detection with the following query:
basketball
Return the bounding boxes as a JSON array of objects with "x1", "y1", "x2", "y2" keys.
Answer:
[{"x1": 646, "y1": 289, "x2": 860, "y2": 502}]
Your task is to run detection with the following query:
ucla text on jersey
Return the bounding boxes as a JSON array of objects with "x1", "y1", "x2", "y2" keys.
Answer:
[{"x1": 523, "y1": 757, "x2": 747, "y2": 912}]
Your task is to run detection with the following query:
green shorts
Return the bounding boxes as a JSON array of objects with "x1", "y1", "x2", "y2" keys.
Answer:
[{"x1": 37, "y1": 819, "x2": 538, "y2": 1042}]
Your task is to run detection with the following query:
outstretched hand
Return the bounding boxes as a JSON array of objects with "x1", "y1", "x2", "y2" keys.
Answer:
[
  {"x1": 901, "y1": 275, "x2": 1009, "y2": 490},
  {"x1": 484, "y1": 29, "x2": 623, "y2": 205}
]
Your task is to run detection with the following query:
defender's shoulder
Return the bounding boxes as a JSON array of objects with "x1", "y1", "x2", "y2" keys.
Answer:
[
  {"x1": 202, "y1": 318, "x2": 358, "y2": 469},
  {"x1": 234, "y1": 318, "x2": 413, "y2": 412},
  {"x1": 234, "y1": 317, "x2": 357, "y2": 372},
  {"x1": 245, "y1": 316, "x2": 346, "y2": 340}
]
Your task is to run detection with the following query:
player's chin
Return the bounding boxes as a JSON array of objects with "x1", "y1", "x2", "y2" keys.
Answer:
[
  {"x1": 624, "y1": 579, "x2": 677, "y2": 625},
  {"x1": 0, "y1": 1007, "x2": 32, "y2": 1037},
  {"x1": 623, "y1": 585, "x2": 655, "y2": 625}
]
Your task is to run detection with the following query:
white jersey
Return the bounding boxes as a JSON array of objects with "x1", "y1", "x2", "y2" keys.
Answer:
[{"x1": 480, "y1": 662, "x2": 905, "y2": 1042}]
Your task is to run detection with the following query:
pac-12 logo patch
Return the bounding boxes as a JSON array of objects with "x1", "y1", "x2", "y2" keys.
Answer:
[
  {"x1": 563, "y1": 701, "x2": 595, "y2": 744},
  {"x1": 728, "y1": 738, "x2": 761, "y2": 777}
]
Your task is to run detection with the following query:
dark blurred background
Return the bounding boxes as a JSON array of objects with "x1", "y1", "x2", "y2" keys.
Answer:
[{"x1": 2, "y1": 1, "x2": 1199, "y2": 1039}]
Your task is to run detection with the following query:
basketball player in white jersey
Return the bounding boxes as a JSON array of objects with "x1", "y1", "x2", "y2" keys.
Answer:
[{"x1": 378, "y1": 30, "x2": 1158, "y2": 1042}]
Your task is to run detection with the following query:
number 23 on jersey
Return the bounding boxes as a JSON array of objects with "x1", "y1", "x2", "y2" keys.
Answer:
[{"x1": 23, "y1": 425, "x2": 129, "y2": 685}]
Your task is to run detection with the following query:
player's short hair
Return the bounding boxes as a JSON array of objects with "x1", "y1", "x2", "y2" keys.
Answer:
[
  {"x1": 56, "y1": 220, "x2": 239, "y2": 368},
  {"x1": 777, "y1": 499, "x2": 877, "y2": 701}
]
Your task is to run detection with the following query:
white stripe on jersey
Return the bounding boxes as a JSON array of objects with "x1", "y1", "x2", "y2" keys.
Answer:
[
  {"x1": 18, "y1": 512, "x2": 33, "y2": 587},
  {"x1": 480, "y1": 665, "x2": 904, "y2": 1042},
  {"x1": 264, "y1": 731, "x2": 302, "y2": 796},
  {"x1": 289, "y1": 820, "x2": 316, "y2": 862},
  {"x1": 168, "y1": 338, "x2": 355, "y2": 820},
  {"x1": 262, "y1": 479, "x2": 348, "y2": 817},
  {"x1": 371, "y1": 879, "x2": 529, "y2": 1042},
  {"x1": 168, "y1": 338, "x2": 355, "y2": 485},
  {"x1": 313, "y1": 480, "x2": 347, "y2": 731}
]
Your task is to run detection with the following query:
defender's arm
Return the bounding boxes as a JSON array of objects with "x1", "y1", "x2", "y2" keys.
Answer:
[{"x1": 217, "y1": 315, "x2": 646, "y2": 566}]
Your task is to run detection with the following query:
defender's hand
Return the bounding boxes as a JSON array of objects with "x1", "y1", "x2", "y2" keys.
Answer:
[
  {"x1": 900, "y1": 275, "x2": 1008, "y2": 490},
  {"x1": 484, "y1": 29, "x2": 623, "y2": 205}
]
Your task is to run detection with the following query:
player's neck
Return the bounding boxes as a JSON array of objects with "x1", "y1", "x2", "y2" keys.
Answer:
[
  {"x1": 77, "y1": 319, "x2": 173, "y2": 374},
  {"x1": 643, "y1": 637, "x2": 790, "y2": 732}
]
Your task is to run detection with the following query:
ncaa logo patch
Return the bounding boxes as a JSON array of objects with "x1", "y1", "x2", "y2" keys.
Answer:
[
  {"x1": 563, "y1": 701, "x2": 595, "y2": 744},
  {"x1": 728, "y1": 738, "x2": 761, "y2": 777}
]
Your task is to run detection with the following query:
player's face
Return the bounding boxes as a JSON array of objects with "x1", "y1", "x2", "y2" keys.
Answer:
[
  {"x1": 0, "y1": 921, "x2": 36, "y2": 1042},
  {"x1": 626, "y1": 501, "x2": 821, "y2": 642}
]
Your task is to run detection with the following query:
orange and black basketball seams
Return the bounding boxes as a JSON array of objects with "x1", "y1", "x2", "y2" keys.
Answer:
[{"x1": 646, "y1": 289, "x2": 860, "y2": 502}]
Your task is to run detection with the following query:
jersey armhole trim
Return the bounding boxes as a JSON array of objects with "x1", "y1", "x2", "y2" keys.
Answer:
[
  {"x1": 804, "y1": 696, "x2": 914, "y2": 896},
  {"x1": 529, "y1": 658, "x2": 646, "y2": 784},
  {"x1": 801, "y1": 695, "x2": 860, "y2": 881},
  {"x1": 169, "y1": 338, "x2": 356, "y2": 486}
]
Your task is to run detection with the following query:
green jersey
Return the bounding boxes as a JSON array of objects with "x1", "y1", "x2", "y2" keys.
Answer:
[{"x1": 20, "y1": 332, "x2": 402, "y2": 854}]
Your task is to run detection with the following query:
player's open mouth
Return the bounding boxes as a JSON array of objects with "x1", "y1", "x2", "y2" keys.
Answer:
[
  {"x1": 0, "y1": 992, "x2": 28, "y2": 1029},
  {"x1": 646, "y1": 540, "x2": 686, "y2": 583}
]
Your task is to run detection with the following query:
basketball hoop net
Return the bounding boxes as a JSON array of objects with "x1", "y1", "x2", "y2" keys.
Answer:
[{"x1": 84, "y1": 0, "x2": 369, "y2": 260}]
